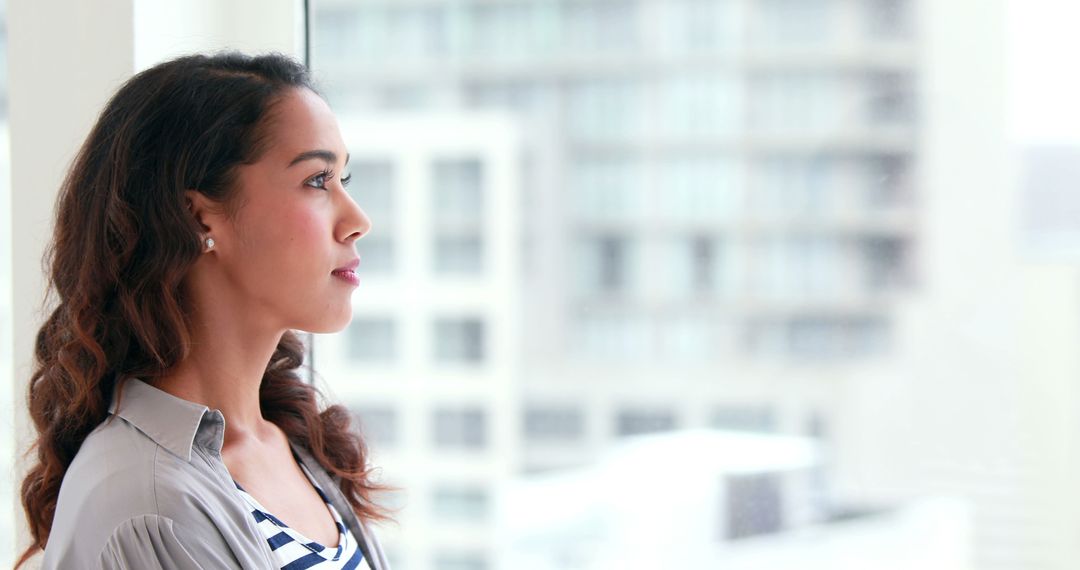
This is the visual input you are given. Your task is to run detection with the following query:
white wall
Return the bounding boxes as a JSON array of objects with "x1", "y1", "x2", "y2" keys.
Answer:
[{"x1": 5, "y1": 1, "x2": 303, "y2": 565}]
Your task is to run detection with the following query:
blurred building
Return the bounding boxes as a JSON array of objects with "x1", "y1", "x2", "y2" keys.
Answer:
[
  {"x1": 495, "y1": 429, "x2": 970, "y2": 570},
  {"x1": 309, "y1": 1, "x2": 920, "y2": 569}
]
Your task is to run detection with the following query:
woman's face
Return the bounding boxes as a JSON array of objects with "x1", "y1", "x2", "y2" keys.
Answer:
[{"x1": 204, "y1": 87, "x2": 370, "y2": 334}]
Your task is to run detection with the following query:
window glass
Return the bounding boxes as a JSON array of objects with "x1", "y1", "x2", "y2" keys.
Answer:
[{"x1": 306, "y1": 1, "x2": 1076, "y2": 569}]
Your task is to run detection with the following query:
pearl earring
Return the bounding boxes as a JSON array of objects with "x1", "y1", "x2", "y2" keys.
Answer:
[{"x1": 204, "y1": 236, "x2": 215, "y2": 251}]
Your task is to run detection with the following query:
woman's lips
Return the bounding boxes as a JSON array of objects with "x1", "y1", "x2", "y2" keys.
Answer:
[{"x1": 332, "y1": 268, "x2": 360, "y2": 286}]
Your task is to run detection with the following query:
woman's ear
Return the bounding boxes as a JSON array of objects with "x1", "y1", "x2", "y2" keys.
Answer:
[{"x1": 183, "y1": 189, "x2": 215, "y2": 233}]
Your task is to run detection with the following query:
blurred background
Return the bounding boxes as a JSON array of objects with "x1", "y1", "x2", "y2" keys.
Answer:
[{"x1": 5, "y1": 0, "x2": 1080, "y2": 569}]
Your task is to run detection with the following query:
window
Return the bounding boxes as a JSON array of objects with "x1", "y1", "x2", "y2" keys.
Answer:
[
  {"x1": 750, "y1": 73, "x2": 841, "y2": 135},
  {"x1": 754, "y1": 0, "x2": 832, "y2": 46},
  {"x1": 787, "y1": 316, "x2": 891, "y2": 360},
  {"x1": 657, "y1": 0, "x2": 740, "y2": 54},
  {"x1": 660, "y1": 236, "x2": 724, "y2": 296},
  {"x1": 433, "y1": 407, "x2": 487, "y2": 449},
  {"x1": 568, "y1": 157, "x2": 646, "y2": 221},
  {"x1": 357, "y1": 234, "x2": 395, "y2": 274},
  {"x1": 523, "y1": 406, "x2": 585, "y2": 442},
  {"x1": 310, "y1": 7, "x2": 360, "y2": 65},
  {"x1": 863, "y1": 154, "x2": 912, "y2": 209},
  {"x1": 350, "y1": 405, "x2": 399, "y2": 447},
  {"x1": 574, "y1": 235, "x2": 639, "y2": 295},
  {"x1": 693, "y1": 238, "x2": 718, "y2": 291},
  {"x1": 346, "y1": 318, "x2": 396, "y2": 363},
  {"x1": 864, "y1": 0, "x2": 913, "y2": 40},
  {"x1": 861, "y1": 236, "x2": 908, "y2": 291},
  {"x1": 711, "y1": 406, "x2": 777, "y2": 433},
  {"x1": 560, "y1": 0, "x2": 640, "y2": 54},
  {"x1": 656, "y1": 74, "x2": 741, "y2": 139},
  {"x1": 866, "y1": 71, "x2": 914, "y2": 126},
  {"x1": 465, "y1": 80, "x2": 555, "y2": 116},
  {"x1": 657, "y1": 314, "x2": 719, "y2": 361},
  {"x1": 349, "y1": 5, "x2": 446, "y2": 61},
  {"x1": 431, "y1": 485, "x2": 490, "y2": 521},
  {"x1": 432, "y1": 158, "x2": 484, "y2": 224},
  {"x1": 725, "y1": 473, "x2": 783, "y2": 539},
  {"x1": 750, "y1": 237, "x2": 846, "y2": 301},
  {"x1": 752, "y1": 156, "x2": 832, "y2": 216},
  {"x1": 571, "y1": 312, "x2": 651, "y2": 361},
  {"x1": 434, "y1": 233, "x2": 484, "y2": 274},
  {"x1": 464, "y1": 3, "x2": 545, "y2": 59},
  {"x1": 433, "y1": 318, "x2": 485, "y2": 363},
  {"x1": 615, "y1": 409, "x2": 677, "y2": 437},
  {"x1": 347, "y1": 159, "x2": 395, "y2": 220},
  {"x1": 657, "y1": 156, "x2": 739, "y2": 221},
  {"x1": 566, "y1": 79, "x2": 645, "y2": 141}
]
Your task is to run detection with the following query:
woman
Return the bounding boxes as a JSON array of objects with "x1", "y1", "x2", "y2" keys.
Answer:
[{"x1": 17, "y1": 52, "x2": 392, "y2": 569}]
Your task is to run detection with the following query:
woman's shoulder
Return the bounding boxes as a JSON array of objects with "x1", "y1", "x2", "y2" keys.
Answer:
[{"x1": 44, "y1": 414, "x2": 245, "y2": 565}]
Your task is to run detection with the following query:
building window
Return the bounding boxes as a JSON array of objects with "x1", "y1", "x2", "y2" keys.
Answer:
[
  {"x1": 753, "y1": 0, "x2": 831, "y2": 46},
  {"x1": 568, "y1": 157, "x2": 646, "y2": 221},
  {"x1": 615, "y1": 409, "x2": 677, "y2": 437},
  {"x1": 691, "y1": 237, "x2": 718, "y2": 292},
  {"x1": 864, "y1": 0, "x2": 912, "y2": 40},
  {"x1": 575, "y1": 235, "x2": 638, "y2": 295},
  {"x1": 750, "y1": 73, "x2": 840, "y2": 135},
  {"x1": 431, "y1": 485, "x2": 490, "y2": 521},
  {"x1": 566, "y1": 79, "x2": 645, "y2": 141},
  {"x1": 523, "y1": 406, "x2": 585, "y2": 442},
  {"x1": 656, "y1": 74, "x2": 741, "y2": 138},
  {"x1": 560, "y1": 0, "x2": 639, "y2": 54},
  {"x1": 657, "y1": 0, "x2": 740, "y2": 54},
  {"x1": 572, "y1": 312, "x2": 652, "y2": 361},
  {"x1": 350, "y1": 405, "x2": 398, "y2": 447},
  {"x1": 752, "y1": 156, "x2": 832, "y2": 216},
  {"x1": 433, "y1": 318, "x2": 485, "y2": 363},
  {"x1": 863, "y1": 154, "x2": 911, "y2": 209},
  {"x1": 711, "y1": 406, "x2": 777, "y2": 433},
  {"x1": 788, "y1": 316, "x2": 891, "y2": 359},
  {"x1": 347, "y1": 159, "x2": 395, "y2": 219},
  {"x1": 862, "y1": 236, "x2": 908, "y2": 291},
  {"x1": 749, "y1": 236, "x2": 845, "y2": 301},
  {"x1": 432, "y1": 158, "x2": 484, "y2": 224},
  {"x1": 434, "y1": 232, "x2": 484, "y2": 274},
  {"x1": 464, "y1": 2, "x2": 543, "y2": 58},
  {"x1": 658, "y1": 314, "x2": 718, "y2": 361},
  {"x1": 742, "y1": 318, "x2": 786, "y2": 358},
  {"x1": 311, "y1": 7, "x2": 361, "y2": 64},
  {"x1": 357, "y1": 234, "x2": 395, "y2": 274},
  {"x1": 349, "y1": 5, "x2": 446, "y2": 61},
  {"x1": 465, "y1": 80, "x2": 554, "y2": 115},
  {"x1": 347, "y1": 318, "x2": 396, "y2": 362},
  {"x1": 660, "y1": 237, "x2": 721, "y2": 295},
  {"x1": 725, "y1": 473, "x2": 783, "y2": 539},
  {"x1": 866, "y1": 71, "x2": 914, "y2": 125},
  {"x1": 599, "y1": 237, "x2": 626, "y2": 290},
  {"x1": 433, "y1": 407, "x2": 487, "y2": 449},
  {"x1": 657, "y1": 156, "x2": 739, "y2": 221}
]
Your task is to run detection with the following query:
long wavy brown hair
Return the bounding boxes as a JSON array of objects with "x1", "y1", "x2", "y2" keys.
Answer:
[{"x1": 16, "y1": 52, "x2": 391, "y2": 568}]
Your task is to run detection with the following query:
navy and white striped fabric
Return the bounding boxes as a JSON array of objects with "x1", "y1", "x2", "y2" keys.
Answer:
[{"x1": 233, "y1": 453, "x2": 369, "y2": 569}]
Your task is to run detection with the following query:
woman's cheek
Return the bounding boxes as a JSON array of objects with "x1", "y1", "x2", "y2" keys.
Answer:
[{"x1": 285, "y1": 210, "x2": 331, "y2": 254}]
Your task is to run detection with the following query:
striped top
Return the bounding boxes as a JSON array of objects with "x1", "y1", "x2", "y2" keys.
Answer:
[{"x1": 233, "y1": 451, "x2": 370, "y2": 570}]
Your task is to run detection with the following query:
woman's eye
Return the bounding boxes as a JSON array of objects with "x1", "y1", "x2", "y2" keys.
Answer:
[
  {"x1": 307, "y1": 171, "x2": 331, "y2": 190},
  {"x1": 341, "y1": 173, "x2": 352, "y2": 187}
]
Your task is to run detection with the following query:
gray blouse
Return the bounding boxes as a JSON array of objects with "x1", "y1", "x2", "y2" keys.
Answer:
[{"x1": 41, "y1": 377, "x2": 391, "y2": 569}]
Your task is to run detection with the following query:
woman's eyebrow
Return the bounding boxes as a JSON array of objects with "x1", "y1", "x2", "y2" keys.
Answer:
[{"x1": 287, "y1": 150, "x2": 350, "y2": 168}]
